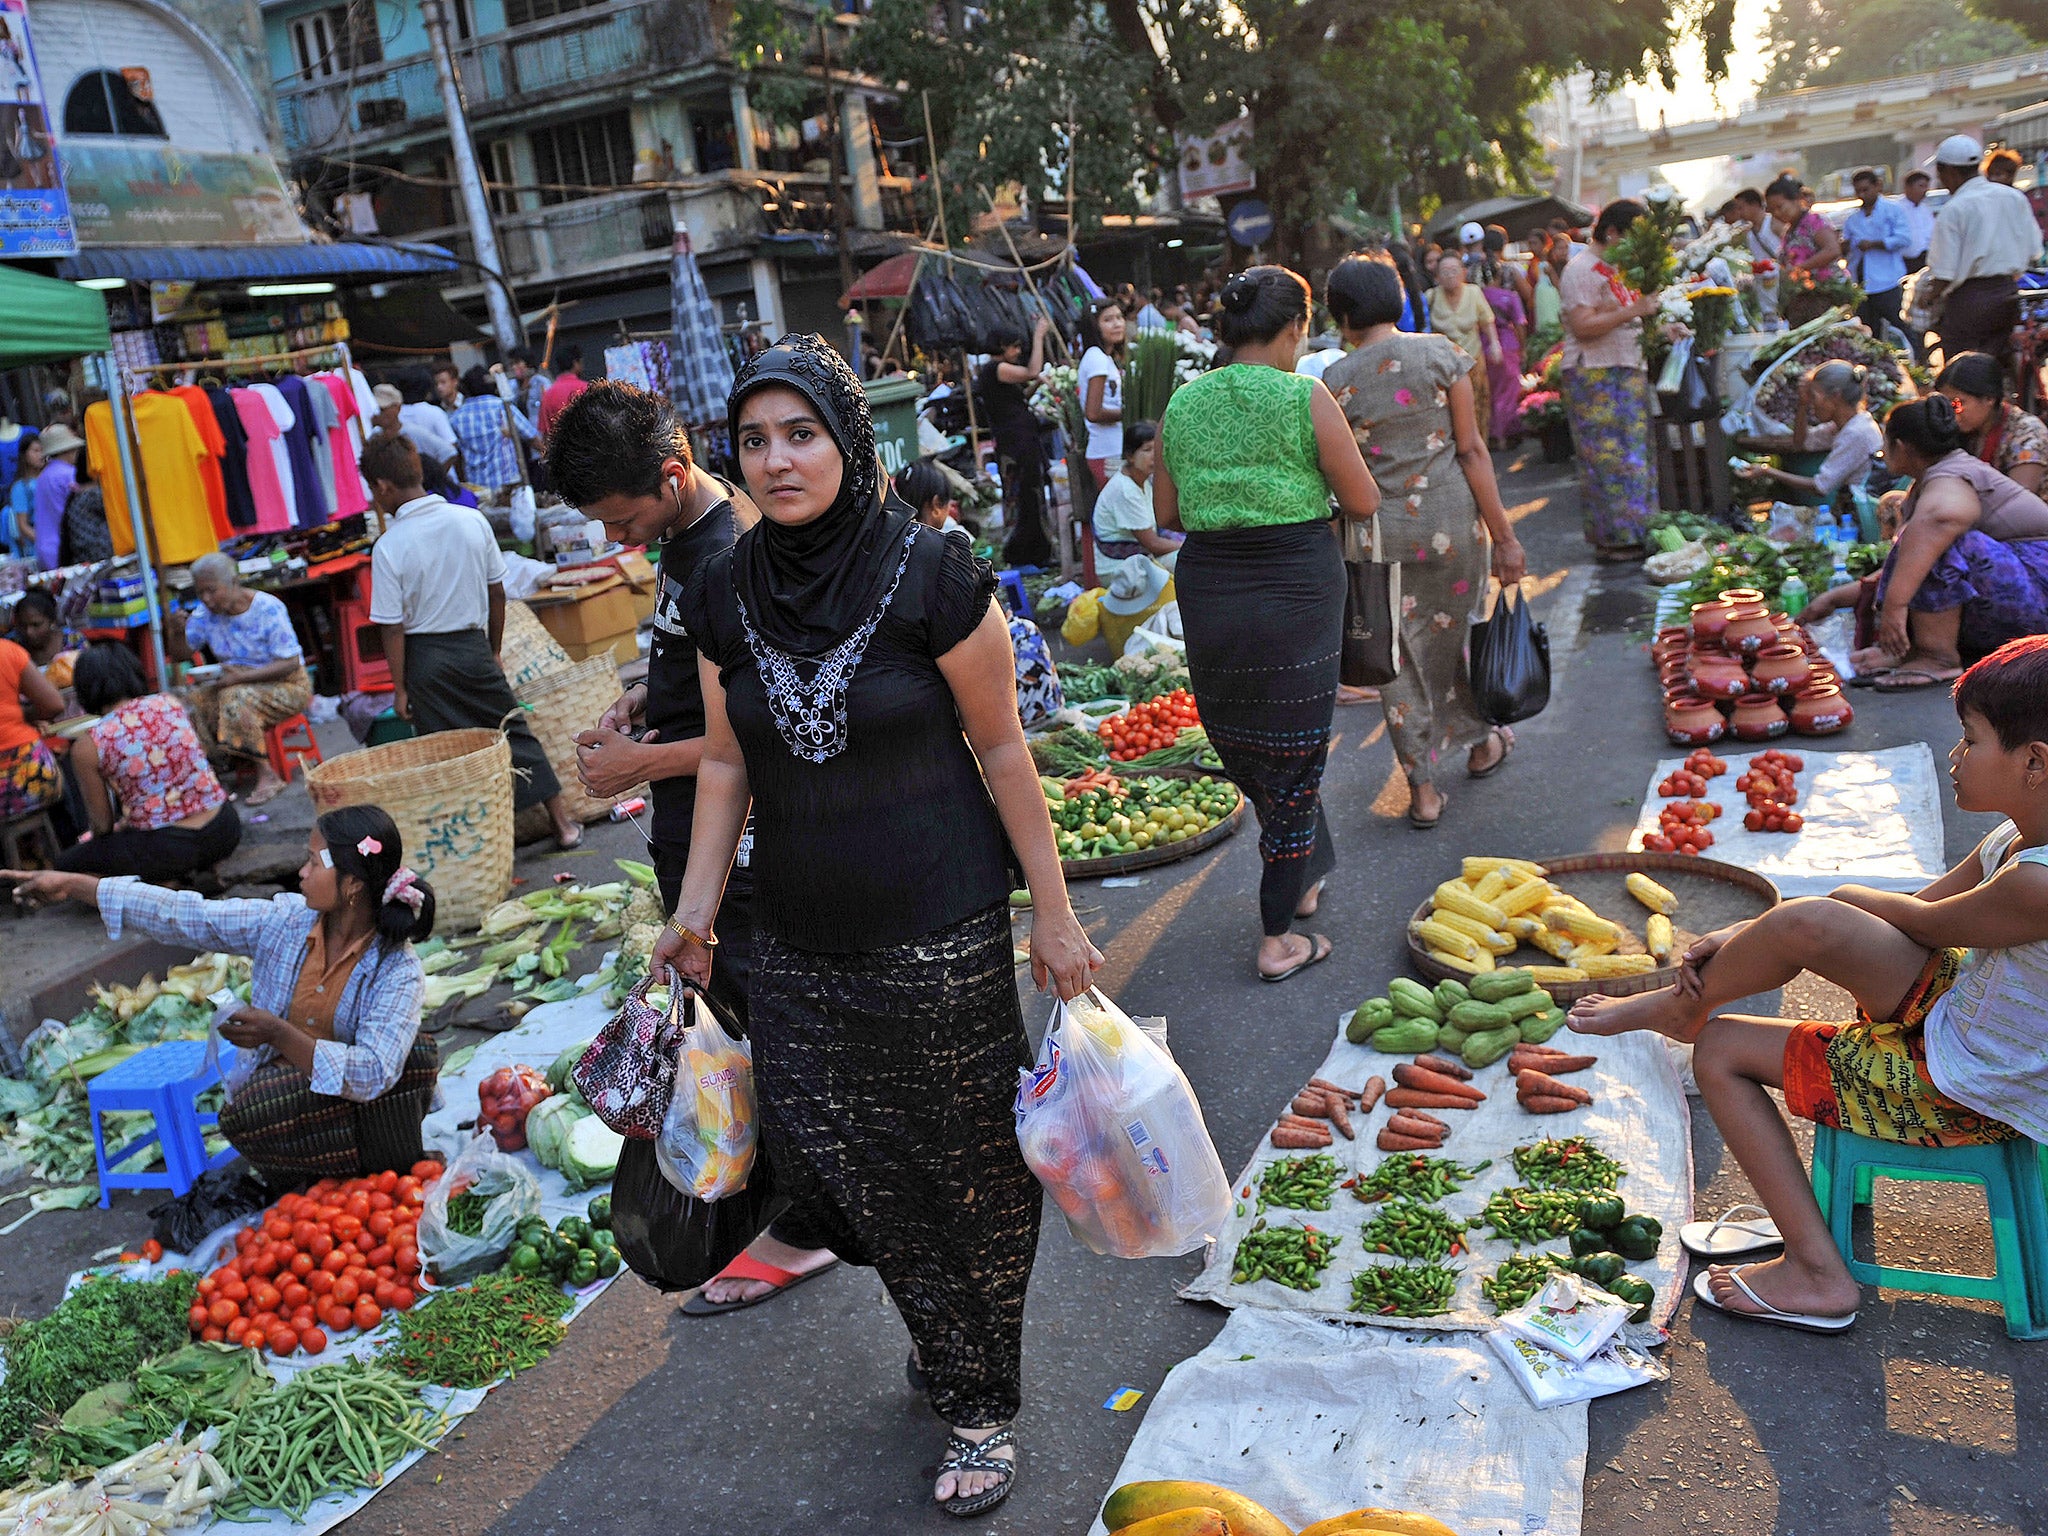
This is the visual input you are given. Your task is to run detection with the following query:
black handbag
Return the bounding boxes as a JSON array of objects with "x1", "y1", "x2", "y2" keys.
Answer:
[
  {"x1": 1341, "y1": 515, "x2": 1401, "y2": 688},
  {"x1": 1469, "y1": 581, "x2": 1551, "y2": 724}
]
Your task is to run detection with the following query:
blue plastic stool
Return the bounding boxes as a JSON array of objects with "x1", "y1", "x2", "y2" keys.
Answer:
[
  {"x1": 86, "y1": 1041, "x2": 237, "y2": 1208},
  {"x1": 995, "y1": 568, "x2": 1030, "y2": 617},
  {"x1": 1809, "y1": 1124, "x2": 2048, "y2": 1339}
]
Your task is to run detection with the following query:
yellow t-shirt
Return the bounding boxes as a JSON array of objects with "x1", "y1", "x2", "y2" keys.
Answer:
[{"x1": 85, "y1": 395, "x2": 221, "y2": 566}]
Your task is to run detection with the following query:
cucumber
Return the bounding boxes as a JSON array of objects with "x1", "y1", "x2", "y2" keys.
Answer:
[{"x1": 1468, "y1": 968, "x2": 1537, "y2": 1003}]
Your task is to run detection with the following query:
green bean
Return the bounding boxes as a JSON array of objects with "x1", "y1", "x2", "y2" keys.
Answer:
[
  {"x1": 1512, "y1": 1136, "x2": 1625, "y2": 1192},
  {"x1": 214, "y1": 1359, "x2": 447, "y2": 1520}
]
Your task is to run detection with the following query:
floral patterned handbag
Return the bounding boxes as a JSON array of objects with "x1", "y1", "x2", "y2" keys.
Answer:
[{"x1": 572, "y1": 976, "x2": 688, "y2": 1140}]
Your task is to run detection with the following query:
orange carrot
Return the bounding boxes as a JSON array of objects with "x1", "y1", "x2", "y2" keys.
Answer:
[
  {"x1": 1385, "y1": 1088, "x2": 1480, "y2": 1111},
  {"x1": 1309, "y1": 1077, "x2": 1361, "y2": 1102},
  {"x1": 1510, "y1": 1049, "x2": 1598, "y2": 1074},
  {"x1": 1399, "y1": 1107, "x2": 1449, "y2": 1129},
  {"x1": 1392, "y1": 1063, "x2": 1487, "y2": 1101},
  {"x1": 1274, "y1": 1126, "x2": 1335, "y2": 1147},
  {"x1": 1386, "y1": 1112, "x2": 1447, "y2": 1141},
  {"x1": 1325, "y1": 1097, "x2": 1355, "y2": 1140},
  {"x1": 1412, "y1": 1053, "x2": 1473, "y2": 1081},
  {"x1": 1359, "y1": 1075, "x2": 1388, "y2": 1112},
  {"x1": 1278, "y1": 1112, "x2": 1333, "y2": 1131},
  {"x1": 1519, "y1": 1094, "x2": 1582, "y2": 1114},
  {"x1": 1377, "y1": 1128, "x2": 1441, "y2": 1151},
  {"x1": 1516, "y1": 1070, "x2": 1593, "y2": 1104},
  {"x1": 1291, "y1": 1091, "x2": 1336, "y2": 1118}
]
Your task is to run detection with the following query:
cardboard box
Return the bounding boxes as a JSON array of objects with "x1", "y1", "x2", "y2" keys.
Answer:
[
  {"x1": 555, "y1": 631, "x2": 640, "y2": 666},
  {"x1": 613, "y1": 550, "x2": 659, "y2": 624},
  {"x1": 528, "y1": 575, "x2": 637, "y2": 656}
]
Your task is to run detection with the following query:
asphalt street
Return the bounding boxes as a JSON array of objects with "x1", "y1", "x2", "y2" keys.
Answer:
[{"x1": 4, "y1": 443, "x2": 2038, "y2": 1535}]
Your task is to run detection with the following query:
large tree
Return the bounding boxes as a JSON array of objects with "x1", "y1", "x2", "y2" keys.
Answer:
[
  {"x1": 1760, "y1": 0, "x2": 2033, "y2": 93},
  {"x1": 856, "y1": 0, "x2": 1734, "y2": 260}
]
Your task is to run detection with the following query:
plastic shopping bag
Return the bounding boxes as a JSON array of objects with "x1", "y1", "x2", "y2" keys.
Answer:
[
  {"x1": 1013, "y1": 989, "x2": 1231, "y2": 1259},
  {"x1": 653, "y1": 988, "x2": 758, "y2": 1201},
  {"x1": 416, "y1": 1131, "x2": 543, "y2": 1285},
  {"x1": 1469, "y1": 581, "x2": 1551, "y2": 725},
  {"x1": 610, "y1": 1134, "x2": 784, "y2": 1292}
]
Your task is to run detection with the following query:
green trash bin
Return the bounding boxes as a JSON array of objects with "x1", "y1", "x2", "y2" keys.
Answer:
[{"x1": 864, "y1": 376, "x2": 923, "y2": 479}]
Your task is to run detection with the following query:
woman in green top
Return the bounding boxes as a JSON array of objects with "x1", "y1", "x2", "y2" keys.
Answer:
[{"x1": 1156, "y1": 266, "x2": 1381, "y2": 983}]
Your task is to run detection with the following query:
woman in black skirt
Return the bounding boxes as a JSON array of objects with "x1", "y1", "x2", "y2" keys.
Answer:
[
  {"x1": 1155, "y1": 267, "x2": 1381, "y2": 982},
  {"x1": 655, "y1": 335, "x2": 1099, "y2": 1518}
]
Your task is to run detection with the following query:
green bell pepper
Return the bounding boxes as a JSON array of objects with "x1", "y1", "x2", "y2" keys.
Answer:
[
  {"x1": 593, "y1": 1246, "x2": 621, "y2": 1278},
  {"x1": 1568, "y1": 1251, "x2": 1627, "y2": 1287},
  {"x1": 587, "y1": 1194, "x2": 613, "y2": 1229},
  {"x1": 508, "y1": 1243, "x2": 542, "y2": 1276},
  {"x1": 1576, "y1": 1192, "x2": 1626, "y2": 1231},
  {"x1": 1609, "y1": 1216, "x2": 1662, "y2": 1261},
  {"x1": 1568, "y1": 1226, "x2": 1612, "y2": 1257},
  {"x1": 1608, "y1": 1274, "x2": 1656, "y2": 1323},
  {"x1": 557, "y1": 1216, "x2": 593, "y2": 1248}
]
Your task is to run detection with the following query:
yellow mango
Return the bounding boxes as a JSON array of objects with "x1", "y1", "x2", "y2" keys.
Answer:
[{"x1": 1101, "y1": 1482, "x2": 1293, "y2": 1536}]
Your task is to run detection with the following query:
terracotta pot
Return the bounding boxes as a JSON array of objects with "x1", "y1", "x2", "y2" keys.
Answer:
[
  {"x1": 1691, "y1": 600, "x2": 1735, "y2": 645},
  {"x1": 1666, "y1": 692, "x2": 1727, "y2": 745},
  {"x1": 1688, "y1": 652, "x2": 1751, "y2": 699},
  {"x1": 1720, "y1": 588, "x2": 1766, "y2": 607},
  {"x1": 1654, "y1": 625, "x2": 1691, "y2": 654},
  {"x1": 1723, "y1": 602, "x2": 1778, "y2": 658},
  {"x1": 1731, "y1": 692, "x2": 1790, "y2": 741},
  {"x1": 1750, "y1": 643, "x2": 1813, "y2": 695},
  {"x1": 1790, "y1": 684, "x2": 1853, "y2": 735}
]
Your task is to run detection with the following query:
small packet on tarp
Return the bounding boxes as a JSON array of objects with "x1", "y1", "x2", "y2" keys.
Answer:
[
  {"x1": 1487, "y1": 1327, "x2": 1669, "y2": 1409},
  {"x1": 1497, "y1": 1272, "x2": 1631, "y2": 1364}
]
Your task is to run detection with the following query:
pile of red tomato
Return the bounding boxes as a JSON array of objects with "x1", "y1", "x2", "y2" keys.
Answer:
[
  {"x1": 1658, "y1": 749, "x2": 1727, "y2": 798},
  {"x1": 1739, "y1": 749, "x2": 1805, "y2": 833},
  {"x1": 188, "y1": 1160, "x2": 442, "y2": 1357},
  {"x1": 1097, "y1": 690, "x2": 1199, "y2": 763},
  {"x1": 1644, "y1": 799, "x2": 1719, "y2": 855}
]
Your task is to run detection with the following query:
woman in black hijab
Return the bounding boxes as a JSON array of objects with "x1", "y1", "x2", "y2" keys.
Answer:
[{"x1": 661, "y1": 335, "x2": 1098, "y2": 1517}]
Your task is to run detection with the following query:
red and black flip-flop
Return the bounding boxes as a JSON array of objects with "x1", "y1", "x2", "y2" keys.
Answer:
[{"x1": 679, "y1": 1252, "x2": 840, "y2": 1317}]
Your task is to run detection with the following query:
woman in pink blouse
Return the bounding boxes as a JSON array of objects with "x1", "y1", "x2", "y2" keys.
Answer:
[{"x1": 1558, "y1": 199, "x2": 1664, "y2": 560}]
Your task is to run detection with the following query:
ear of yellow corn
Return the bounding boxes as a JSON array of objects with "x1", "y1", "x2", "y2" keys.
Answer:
[
  {"x1": 1524, "y1": 964, "x2": 1589, "y2": 986},
  {"x1": 1646, "y1": 914, "x2": 1674, "y2": 961},
  {"x1": 1504, "y1": 914, "x2": 1545, "y2": 941},
  {"x1": 1496, "y1": 879, "x2": 1559, "y2": 918},
  {"x1": 1429, "y1": 946, "x2": 1496, "y2": 974},
  {"x1": 1432, "y1": 883, "x2": 1508, "y2": 930},
  {"x1": 1545, "y1": 908, "x2": 1623, "y2": 945},
  {"x1": 1528, "y1": 927, "x2": 1578, "y2": 960},
  {"x1": 1432, "y1": 910, "x2": 1515, "y2": 953},
  {"x1": 1626, "y1": 872, "x2": 1679, "y2": 916},
  {"x1": 1461, "y1": 857, "x2": 1547, "y2": 883},
  {"x1": 1568, "y1": 936, "x2": 1618, "y2": 962},
  {"x1": 1416, "y1": 918, "x2": 1482, "y2": 961},
  {"x1": 1577, "y1": 952, "x2": 1659, "y2": 978},
  {"x1": 1470, "y1": 867, "x2": 1513, "y2": 904}
]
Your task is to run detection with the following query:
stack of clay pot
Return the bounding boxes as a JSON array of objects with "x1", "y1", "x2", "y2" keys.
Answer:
[{"x1": 1655, "y1": 588, "x2": 1852, "y2": 744}]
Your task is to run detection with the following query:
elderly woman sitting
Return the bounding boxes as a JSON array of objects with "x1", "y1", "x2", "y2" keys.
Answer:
[
  {"x1": 1852, "y1": 397, "x2": 2048, "y2": 690},
  {"x1": 169, "y1": 553, "x2": 312, "y2": 805}
]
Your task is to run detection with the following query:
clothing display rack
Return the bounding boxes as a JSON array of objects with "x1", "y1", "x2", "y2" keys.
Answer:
[{"x1": 121, "y1": 339, "x2": 357, "y2": 387}]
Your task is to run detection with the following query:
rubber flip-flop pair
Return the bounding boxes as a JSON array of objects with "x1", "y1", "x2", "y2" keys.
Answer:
[
  {"x1": 680, "y1": 1252, "x2": 840, "y2": 1316},
  {"x1": 1691, "y1": 1264, "x2": 1856, "y2": 1334}
]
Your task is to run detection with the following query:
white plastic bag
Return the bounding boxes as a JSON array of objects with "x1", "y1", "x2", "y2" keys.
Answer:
[
  {"x1": 1014, "y1": 989, "x2": 1231, "y2": 1259},
  {"x1": 1496, "y1": 1272, "x2": 1631, "y2": 1364},
  {"x1": 1487, "y1": 1326, "x2": 1668, "y2": 1409},
  {"x1": 417, "y1": 1131, "x2": 543, "y2": 1285},
  {"x1": 653, "y1": 990, "x2": 757, "y2": 1201}
]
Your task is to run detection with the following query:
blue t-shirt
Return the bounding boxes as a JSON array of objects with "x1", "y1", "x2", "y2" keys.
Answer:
[{"x1": 184, "y1": 589, "x2": 303, "y2": 669}]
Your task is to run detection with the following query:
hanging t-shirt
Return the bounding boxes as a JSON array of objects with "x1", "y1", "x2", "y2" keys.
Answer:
[
  {"x1": 298, "y1": 377, "x2": 338, "y2": 515},
  {"x1": 232, "y1": 388, "x2": 294, "y2": 534},
  {"x1": 272, "y1": 376, "x2": 331, "y2": 528},
  {"x1": 344, "y1": 367, "x2": 377, "y2": 431},
  {"x1": 84, "y1": 395, "x2": 220, "y2": 567},
  {"x1": 166, "y1": 385, "x2": 232, "y2": 541},
  {"x1": 203, "y1": 384, "x2": 258, "y2": 530},
  {"x1": 313, "y1": 373, "x2": 369, "y2": 516}
]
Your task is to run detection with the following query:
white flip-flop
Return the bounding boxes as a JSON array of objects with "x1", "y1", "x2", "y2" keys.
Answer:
[
  {"x1": 1680, "y1": 1203, "x2": 1783, "y2": 1260},
  {"x1": 1691, "y1": 1265, "x2": 1856, "y2": 1334}
]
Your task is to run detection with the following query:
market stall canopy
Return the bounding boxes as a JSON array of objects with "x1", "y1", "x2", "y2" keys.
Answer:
[
  {"x1": 53, "y1": 240, "x2": 460, "y2": 285},
  {"x1": 1428, "y1": 194, "x2": 1595, "y2": 244},
  {"x1": 840, "y1": 250, "x2": 922, "y2": 305},
  {"x1": 1989, "y1": 98, "x2": 2048, "y2": 154},
  {"x1": 0, "y1": 262, "x2": 112, "y2": 367},
  {"x1": 347, "y1": 284, "x2": 486, "y2": 354}
]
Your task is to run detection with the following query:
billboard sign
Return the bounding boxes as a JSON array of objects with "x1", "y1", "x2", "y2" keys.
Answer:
[
  {"x1": 1176, "y1": 116, "x2": 1255, "y2": 201},
  {"x1": 0, "y1": 0, "x2": 77, "y2": 255}
]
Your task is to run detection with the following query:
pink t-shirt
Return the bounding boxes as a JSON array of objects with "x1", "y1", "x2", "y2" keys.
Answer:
[
  {"x1": 1559, "y1": 250, "x2": 1646, "y2": 373},
  {"x1": 232, "y1": 388, "x2": 294, "y2": 533},
  {"x1": 315, "y1": 373, "x2": 369, "y2": 516}
]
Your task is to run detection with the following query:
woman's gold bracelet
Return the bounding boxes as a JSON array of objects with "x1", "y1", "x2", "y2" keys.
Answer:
[{"x1": 668, "y1": 918, "x2": 718, "y2": 948}]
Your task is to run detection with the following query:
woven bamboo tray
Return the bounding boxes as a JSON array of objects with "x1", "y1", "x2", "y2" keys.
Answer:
[
  {"x1": 1406, "y1": 850, "x2": 1780, "y2": 1003},
  {"x1": 1058, "y1": 770, "x2": 1246, "y2": 879}
]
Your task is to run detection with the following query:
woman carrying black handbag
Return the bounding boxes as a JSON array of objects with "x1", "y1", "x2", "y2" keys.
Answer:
[{"x1": 1323, "y1": 254, "x2": 1527, "y2": 829}]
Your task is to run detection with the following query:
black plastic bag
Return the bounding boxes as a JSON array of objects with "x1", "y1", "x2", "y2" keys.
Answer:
[
  {"x1": 610, "y1": 1130, "x2": 786, "y2": 1293},
  {"x1": 1469, "y1": 582, "x2": 1550, "y2": 724},
  {"x1": 149, "y1": 1166, "x2": 273, "y2": 1254}
]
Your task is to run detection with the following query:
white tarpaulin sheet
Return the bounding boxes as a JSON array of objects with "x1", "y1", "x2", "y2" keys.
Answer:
[
  {"x1": 1627, "y1": 743, "x2": 1945, "y2": 896},
  {"x1": 1089, "y1": 1309, "x2": 1589, "y2": 1536},
  {"x1": 1181, "y1": 1018, "x2": 1693, "y2": 1332}
]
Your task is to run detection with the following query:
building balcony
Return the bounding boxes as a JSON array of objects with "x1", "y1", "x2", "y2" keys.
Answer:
[{"x1": 276, "y1": 0, "x2": 717, "y2": 155}]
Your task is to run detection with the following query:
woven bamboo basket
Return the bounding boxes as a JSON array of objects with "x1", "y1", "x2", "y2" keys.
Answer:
[
  {"x1": 500, "y1": 599, "x2": 571, "y2": 693},
  {"x1": 515, "y1": 654, "x2": 647, "y2": 825},
  {"x1": 305, "y1": 728, "x2": 514, "y2": 933}
]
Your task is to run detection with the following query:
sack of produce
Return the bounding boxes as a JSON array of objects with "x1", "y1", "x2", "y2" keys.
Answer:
[
  {"x1": 609, "y1": 1135, "x2": 784, "y2": 1292},
  {"x1": 653, "y1": 986, "x2": 757, "y2": 1202},
  {"x1": 416, "y1": 1131, "x2": 543, "y2": 1285},
  {"x1": 1014, "y1": 989, "x2": 1230, "y2": 1259},
  {"x1": 1470, "y1": 581, "x2": 1551, "y2": 725}
]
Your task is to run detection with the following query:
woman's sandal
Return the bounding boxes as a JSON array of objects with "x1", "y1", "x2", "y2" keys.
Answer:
[
  {"x1": 678, "y1": 1253, "x2": 840, "y2": 1316},
  {"x1": 1259, "y1": 932, "x2": 1333, "y2": 984},
  {"x1": 1467, "y1": 725, "x2": 1516, "y2": 779},
  {"x1": 1408, "y1": 795, "x2": 1444, "y2": 830},
  {"x1": 936, "y1": 1427, "x2": 1017, "y2": 1518},
  {"x1": 1871, "y1": 667, "x2": 1962, "y2": 692}
]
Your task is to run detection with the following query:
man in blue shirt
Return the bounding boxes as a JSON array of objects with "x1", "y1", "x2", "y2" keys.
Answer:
[
  {"x1": 447, "y1": 366, "x2": 536, "y2": 496},
  {"x1": 1842, "y1": 168, "x2": 1911, "y2": 341}
]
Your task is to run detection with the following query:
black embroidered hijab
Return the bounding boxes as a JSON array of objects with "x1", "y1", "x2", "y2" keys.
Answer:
[{"x1": 727, "y1": 334, "x2": 913, "y2": 656}]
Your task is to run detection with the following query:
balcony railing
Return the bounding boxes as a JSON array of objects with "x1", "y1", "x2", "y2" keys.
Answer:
[{"x1": 276, "y1": 0, "x2": 710, "y2": 153}]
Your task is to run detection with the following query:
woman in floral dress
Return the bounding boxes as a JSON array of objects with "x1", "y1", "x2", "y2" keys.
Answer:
[
  {"x1": 1324, "y1": 254, "x2": 1528, "y2": 828},
  {"x1": 1559, "y1": 200, "x2": 1663, "y2": 560}
]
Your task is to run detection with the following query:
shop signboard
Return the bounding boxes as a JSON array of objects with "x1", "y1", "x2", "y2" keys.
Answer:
[
  {"x1": 58, "y1": 142, "x2": 303, "y2": 245},
  {"x1": 0, "y1": 0, "x2": 77, "y2": 256},
  {"x1": 1175, "y1": 116, "x2": 1255, "y2": 201}
]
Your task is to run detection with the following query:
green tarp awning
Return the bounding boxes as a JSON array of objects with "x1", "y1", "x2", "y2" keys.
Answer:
[{"x1": 0, "y1": 263, "x2": 111, "y2": 367}]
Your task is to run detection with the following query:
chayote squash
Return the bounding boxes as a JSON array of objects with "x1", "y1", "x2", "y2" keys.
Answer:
[
  {"x1": 1371, "y1": 1017, "x2": 1441, "y2": 1054},
  {"x1": 1449, "y1": 998, "x2": 1514, "y2": 1032},
  {"x1": 1499, "y1": 988, "x2": 1558, "y2": 1022},
  {"x1": 1518, "y1": 1008, "x2": 1568, "y2": 1044},
  {"x1": 1461, "y1": 1025, "x2": 1521, "y2": 1070},
  {"x1": 1347, "y1": 997, "x2": 1396, "y2": 1043},
  {"x1": 1433, "y1": 978, "x2": 1470, "y2": 1014},
  {"x1": 1388, "y1": 977, "x2": 1443, "y2": 1022},
  {"x1": 1468, "y1": 968, "x2": 1536, "y2": 1003}
]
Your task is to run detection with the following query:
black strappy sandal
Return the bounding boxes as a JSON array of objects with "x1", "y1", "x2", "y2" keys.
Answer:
[{"x1": 936, "y1": 1427, "x2": 1017, "y2": 1518}]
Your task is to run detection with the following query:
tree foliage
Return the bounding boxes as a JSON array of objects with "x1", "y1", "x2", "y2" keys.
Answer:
[{"x1": 1760, "y1": 0, "x2": 2033, "y2": 94}]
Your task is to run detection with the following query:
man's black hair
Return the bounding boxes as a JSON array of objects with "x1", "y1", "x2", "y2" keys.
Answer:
[{"x1": 545, "y1": 381, "x2": 690, "y2": 508}]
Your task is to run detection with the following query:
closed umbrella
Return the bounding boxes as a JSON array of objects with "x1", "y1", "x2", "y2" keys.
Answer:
[{"x1": 669, "y1": 230, "x2": 735, "y2": 428}]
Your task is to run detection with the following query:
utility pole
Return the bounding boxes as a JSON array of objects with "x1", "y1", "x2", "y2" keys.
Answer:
[
  {"x1": 421, "y1": 0, "x2": 523, "y2": 354},
  {"x1": 816, "y1": 16, "x2": 857, "y2": 356}
]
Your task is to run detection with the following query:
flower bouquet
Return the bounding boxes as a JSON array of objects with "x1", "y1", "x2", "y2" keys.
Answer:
[{"x1": 1688, "y1": 286, "x2": 1738, "y2": 353}]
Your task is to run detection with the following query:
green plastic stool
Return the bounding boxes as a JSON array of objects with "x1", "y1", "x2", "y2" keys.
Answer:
[{"x1": 1809, "y1": 1124, "x2": 2048, "y2": 1339}]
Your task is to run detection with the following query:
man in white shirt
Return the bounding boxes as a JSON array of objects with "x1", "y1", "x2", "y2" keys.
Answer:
[
  {"x1": 1924, "y1": 134, "x2": 2044, "y2": 366},
  {"x1": 1898, "y1": 170, "x2": 1936, "y2": 272},
  {"x1": 363, "y1": 432, "x2": 583, "y2": 849}
]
